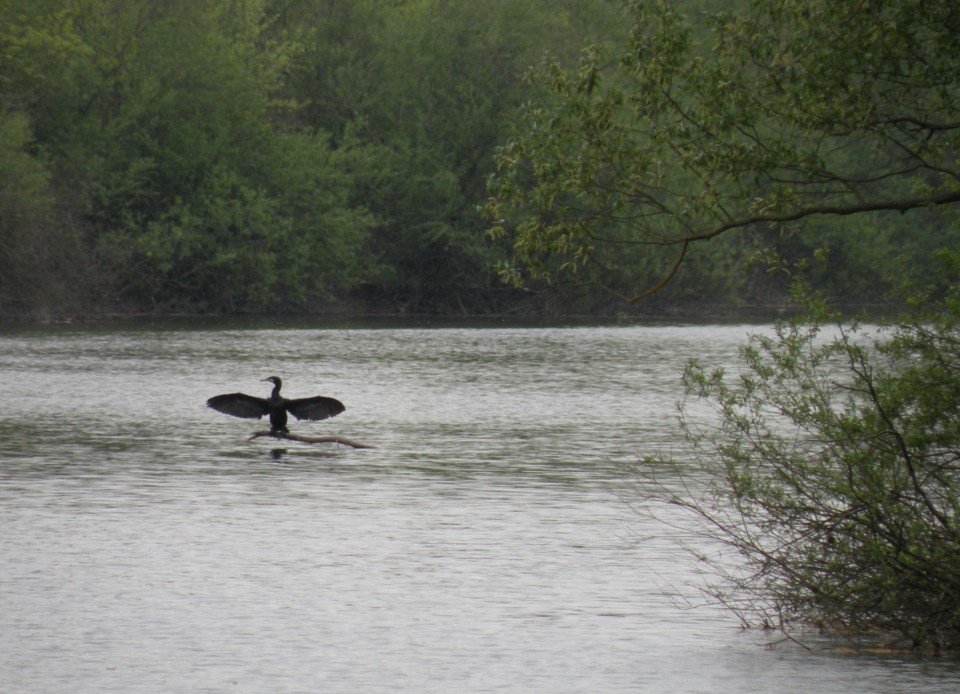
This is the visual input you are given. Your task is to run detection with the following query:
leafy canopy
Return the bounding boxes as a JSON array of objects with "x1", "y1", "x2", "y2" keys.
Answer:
[{"x1": 487, "y1": 0, "x2": 960, "y2": 298}]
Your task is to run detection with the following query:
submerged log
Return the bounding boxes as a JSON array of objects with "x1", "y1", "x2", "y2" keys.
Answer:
[{"x1": 249, "y1": 430, "x2": 376, "y2": 449}]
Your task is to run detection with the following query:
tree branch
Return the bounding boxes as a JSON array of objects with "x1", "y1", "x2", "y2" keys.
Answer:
[
  {"x1": 619, "y1": 188, "x2": 960, "y2": 302},
  {"x1": 627, "y1": 240, "x2": 689, "y2": 301},
  {"x1": 689, "y1": 188, "x2": 960, "y2": 244}
]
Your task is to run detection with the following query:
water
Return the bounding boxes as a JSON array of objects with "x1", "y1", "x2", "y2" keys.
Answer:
[{"x1": 1, "y1": 321, "x2": 958, "y2": 693}]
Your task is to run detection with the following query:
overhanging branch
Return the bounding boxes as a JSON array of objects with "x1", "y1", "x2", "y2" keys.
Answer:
[
  {"x1": 627, "y1": 188, "x2": 960, "y2": 301},
  {"x1": 691, "y1": 188, "x2": 960, "y2": 244}
]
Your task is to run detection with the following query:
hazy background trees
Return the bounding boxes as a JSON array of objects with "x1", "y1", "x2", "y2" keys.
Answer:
[
  {"x1": 2, "y1": 0, "x2": 956, "y2": 318},
  {"x1": 0, "y1": 0, "x2": 624, "y2": 317}
]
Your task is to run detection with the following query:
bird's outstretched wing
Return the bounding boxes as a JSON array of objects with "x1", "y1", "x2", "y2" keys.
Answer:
[
  {"x1": 206, "y1": 393, "x2": 270, "y2": 420},
  {"x1": 286, "y1": 396, "x2": 346, "y2": 422}
]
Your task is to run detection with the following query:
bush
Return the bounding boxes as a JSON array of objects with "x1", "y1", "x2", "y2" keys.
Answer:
[{"x1": 640, "y1": 285, "x2": 960, "y2": 652}]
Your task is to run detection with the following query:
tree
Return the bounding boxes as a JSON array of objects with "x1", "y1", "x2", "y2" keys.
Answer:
[
  {"x1": 0, "y1": 2, "x2": 104, "y2": 316},
  {"x1": 0, "y1": 110, "x2": 92, "y2": 315},
  {"x1": 276, "y1": 0, "x2": 627, "y2": 312},
  {"x1": 487, "y1": 0, "x2": 960, "y2": 302},
  {"x1": 484, "y1": 0, "x2": 960, "y2": 649},
  {"x1": 2, "y1": 0, "x2": 373, "y2": 313},
  {"x1": 636, "y1": 275, "x2": 960, "y2": 651}
]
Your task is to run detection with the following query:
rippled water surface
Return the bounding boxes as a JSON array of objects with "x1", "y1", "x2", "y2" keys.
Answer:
[{"x1": 2, "y1": 320, "x2": 959, "y2": 693}]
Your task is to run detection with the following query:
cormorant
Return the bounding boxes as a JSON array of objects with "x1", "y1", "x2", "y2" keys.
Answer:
[{"x1": 207, "y1": 376, "x2": 345, "y2": 435}]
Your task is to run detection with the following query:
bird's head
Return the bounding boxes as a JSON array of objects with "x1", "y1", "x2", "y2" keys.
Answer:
[{"x1": 261, "y1": 376, "x2": 282, "y2": 387}]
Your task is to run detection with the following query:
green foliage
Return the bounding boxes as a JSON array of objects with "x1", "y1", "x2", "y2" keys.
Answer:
[
  {"x1": 487, "y1": 0, "x2": 960, "y2": 306},
  {"x1": 0, "y1": 0, "x2": 377, "y2": 314},
  {"x1": 11, "y1": 0, "x2": 956, "y2": 316},
  {"x1": 0, "y1": 2, "x2": 90, "y2": 313},
  {"x1": 2, "y1": 0, "x2": 629, "y2": 317},
  {"x1": 644, "y1": 274, "x2": 960, "y2": 650},
  {"x1": 0, "y1": 109, "x2": 96, "y2": 315},
  {"x1": 0, "y1": 110, "x2": 52, "y2": 308},
  {"x1": 0, "y1": 111, "x2": 49, "y2": 218},
  {"x1": 337, "y1": 0, "x2": 627, "y2": 312}
]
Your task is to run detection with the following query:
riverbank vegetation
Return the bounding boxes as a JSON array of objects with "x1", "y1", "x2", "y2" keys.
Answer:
[
  {"x1": 488, "y1": 0, "x2": 960, "y2": 650},
  {"x1": 637, "y1": 278, "x2": 960, "y2": 652},
  {"x1": 2, "y1": 0, "x2": 956, "y2": 319}
]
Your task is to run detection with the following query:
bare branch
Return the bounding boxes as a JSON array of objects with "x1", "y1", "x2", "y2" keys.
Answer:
[
  {"x1": 249, "y1": 430, "x2": 376, "y2": 448},
  {"x1": 688, "y1": 188, "x2": 960, "y2": 244}
]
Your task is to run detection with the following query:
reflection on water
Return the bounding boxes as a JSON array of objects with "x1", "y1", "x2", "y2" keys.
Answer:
[{"x1": 1, "y1": 322, "x2": 958, "y2": 693}]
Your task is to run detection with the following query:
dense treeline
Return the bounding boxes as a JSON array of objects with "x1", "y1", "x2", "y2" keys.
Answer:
[
  {"x1": 1, "y1": 0, "x2": 954, "y2": 319},
  {"x1": 1, "y1": 0, "x2": 621, "y2": 317}
]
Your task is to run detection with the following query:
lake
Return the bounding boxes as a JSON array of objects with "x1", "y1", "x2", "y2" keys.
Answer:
[{"x1": 2, "y1": 320, "x2": 958, "y2": 693}]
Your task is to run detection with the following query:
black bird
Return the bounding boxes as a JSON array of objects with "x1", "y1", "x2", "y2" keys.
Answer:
[{"x1": 207, "y1": 376, "x2": 345, "y2": 435}]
